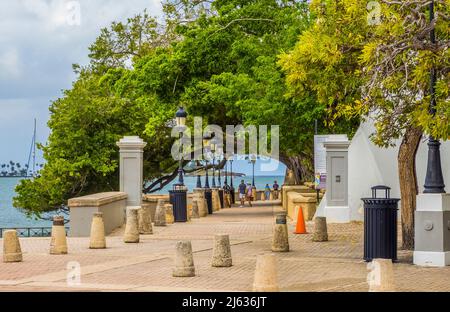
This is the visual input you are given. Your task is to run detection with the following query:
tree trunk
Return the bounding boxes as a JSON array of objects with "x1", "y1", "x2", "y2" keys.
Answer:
[
  {"x1": 280, "y1": 154, "x2": 312, "y2": 184},
  {"x1": 397, "y1": 126, "x2": 422, "y2": 250}
]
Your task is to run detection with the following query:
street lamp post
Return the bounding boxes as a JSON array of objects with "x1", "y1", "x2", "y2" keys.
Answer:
[
  {"x1": 218, "y1": 150, "x2": 222, "y2": 186},
  {"x1": 424, "y1": 0, "x2": 446, "y2": 194},
  {"x1": 203, "y1": 133, "x2": 211, "y2": 189},
  {"x1": 229, "y1": 155, "x2": 235, "y2": 204},
  {"x1": 211, "y1": 137, "x2": 218, "y2": 188},
  {"x1": 175, "y1": 107, "x2": 187, "y2": 185},
  {"x1": 196, "y1": 161, "x2": 202, "y2": 188},
  {"x1": 170, "y1": 107, "x2": 188, "y2": 222},
  {"x1": 247, "y1": 154, "x2": 257, "y2": 187},
  {"x1": 202, "y1": 133, "x2": 213, "y2": 214}
]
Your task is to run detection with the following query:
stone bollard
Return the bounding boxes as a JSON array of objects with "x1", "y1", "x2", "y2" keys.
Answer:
[
  {"x1": 50, "y1": 216, "x2": 68, "y2": 255},
  {"x1": 212, "y1": 189, "x2": 220, "y2": 212},
  {"x1": 165, "y1": 204, "x2": 175, "y2": 224},
  {"x1": 253, "y1": 254, "x2": 279, "y2": 292},
  {"x1": 271, "y1": 212, "x2": 289, "y2": 252},
  {"x1": 193, "y1": 189, "x2": 208, "y2": 217},
  {"x1": 138, "y1": 205, "x2": 153, "y2": 235},
  {"x1": 173, "y1": 241, "x2": 195, "y2": 277},
  {"x1": 191, "y1": 200, "x2": 200, "y2": 219},
  {"x1": 123, "y1": 207, "x2": 140, "y2": 243},
  {"x1": 3, "y1": 230, "x2": 22, "y2": 263},
  {"x1": 367, "y1": 259, "x2": 395, "y2": 292},
  {"x1": 312, "y1": 217, "x2": 328, "y2": 242},
  {"x1": 198, "y1": 196, "x2": 208, "y2": 217},
  {"x1": 211, "y1": 234, "x2": 232, "y2": 267},
  {"x1": 154, "y1": 199, "x2": 167, "y2": 226},
  {"x1": 89, "y1": 212, "x2": 106, "y2": 249}
]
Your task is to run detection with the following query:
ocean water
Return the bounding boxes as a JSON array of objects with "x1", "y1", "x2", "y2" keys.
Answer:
[
  {"x1": 0, "y1": 177, "x2": 53, "y2": 228},
  {"x1": 0, "y1": 175, "x2": 284, "y2": 228}
]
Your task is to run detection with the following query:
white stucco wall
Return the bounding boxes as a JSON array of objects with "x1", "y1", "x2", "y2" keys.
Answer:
[{"x1": 317, "y1": 121, "x2": 450, "y2": 222}]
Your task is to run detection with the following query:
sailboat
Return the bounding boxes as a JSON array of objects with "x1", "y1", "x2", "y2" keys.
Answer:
[{"x1": 26, "y1": 118, "x2": 37, "y2": 178}]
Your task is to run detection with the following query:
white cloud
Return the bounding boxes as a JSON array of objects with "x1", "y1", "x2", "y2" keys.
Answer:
[
  {"x1": 0, "y1": 48, "x2": 22, "y2": 79},
  {"x1": 0, "y1": 0, "x2": 163, "y2": 161}
]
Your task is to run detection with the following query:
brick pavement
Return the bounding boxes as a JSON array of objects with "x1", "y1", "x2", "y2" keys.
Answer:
[{"x1": 0, "y1": 200, "x2": 449, "y2": 292}]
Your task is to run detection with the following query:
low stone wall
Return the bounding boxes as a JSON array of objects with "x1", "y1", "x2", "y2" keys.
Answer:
[
  {"x1": 281, "y1": 185, "x2": 315, "y2": 208},
  {"x1": 142, "y1": 194, "x2": 170, "y2": 221},
  {"x1": 286, "y1": 191, "x2": 317, "y2": 222},
  {"x1": 68, "y1": 192, "x2": 127, "y2": 237}
]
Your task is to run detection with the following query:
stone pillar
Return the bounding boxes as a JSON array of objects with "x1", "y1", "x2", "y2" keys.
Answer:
[
  {"x1": 116, "y1": 136, "x2": 147, "y2": 208},
  {"x1": 323, "y1": 139, "x2": 351, "y2": 223},
  {"x1": 413, "y1": 194, "x2": 450, "y2": 267}
]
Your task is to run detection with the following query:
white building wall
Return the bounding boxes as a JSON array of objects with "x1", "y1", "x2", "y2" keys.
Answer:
[{"x1": 317, "y1": 121, "x2": 450, "y2": 222}]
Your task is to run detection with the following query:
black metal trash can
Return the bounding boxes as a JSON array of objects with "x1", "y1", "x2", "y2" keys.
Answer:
[
  {"x1": 218, "y1": 189, "x2": 224, "y2": 208},
  {"x1": 169, "y1": 184, "x2": 188, "y2": 222},
  {"x1": 362, "y1": 185, "x2": 400, "y2": 262},
  {"x1": 204, "y1": 188, "x2": 213, "y2": 214}
]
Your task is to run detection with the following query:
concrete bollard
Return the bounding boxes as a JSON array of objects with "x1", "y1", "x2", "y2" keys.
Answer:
[
  {"x1": 165, "y1": 204, "x2": 175, "y2": 224},
  {"x1": 198, "y1": 196, "x2": 208, "y2": 217},
  {"x1": 312, "y1": 217, "x2": 328, "y2": 242},
  {"x1": 50, "y1": 216, "x2": 68, "y2": 255},
  {"x1": 154, "y1": 199, "x2": 167, "y2": 226},
  {"x1": 3, "y1": 230, "x2": 22, "y2": 263},
  {"x1": 191, "y1": 200, "x2": 200, "y2": 219},
  {"x1": 271, "y1": 212, "x2": 289, "y2": 252},
  {"x1": 173, "y1": 241, "x2": 195, "y2": 277},
  {"x1": 212, "y1": 189, "x2": 220, "y2": 212},
  {"x1": 138, "y1": 205, "x2": 153, "y2": 234},
  {"x1": 367, "y1": 259, "x2": 395, "y2": 292},
  {"x1": 211, "y1": 234, "x2": 232, "y2": 267},
  {"x1": 253, "y1": 254, "x2": 279, "y2": 292},
  {"x1": 193, "y1": 189, "x2": 208, "y2": 217},
  {"x1": 89, "y1": 212, "x2": 106, "y2": 249},
  {"x1": 123, "y1": 207, "x2": 140, "y2": 243}
]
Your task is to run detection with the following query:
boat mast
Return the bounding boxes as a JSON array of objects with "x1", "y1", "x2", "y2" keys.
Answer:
[{"x1": 32, "y1": 118, "x2": 36, "y2": 176}]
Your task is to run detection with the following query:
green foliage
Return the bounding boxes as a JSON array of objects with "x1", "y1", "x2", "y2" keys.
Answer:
[
  {"x1": 280, "y1": 0, "x2": 449, "y2": 147},
  {"x1": 14, "y1": 0, "x2": 359, "y2": 217}
]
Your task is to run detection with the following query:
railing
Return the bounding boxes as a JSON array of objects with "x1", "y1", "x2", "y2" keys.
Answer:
[{"x1": 0, "y1": 227, "x2": 70, "y2": 238}]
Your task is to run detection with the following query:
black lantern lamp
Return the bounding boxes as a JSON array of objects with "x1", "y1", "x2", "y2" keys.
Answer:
[
  {"x1": 175, "y1": 107, "x2": 187, "y2": 186},
  {"x1": 203, "y1": 132, "x2": 212, "y2": 189},
  {"x1": 210, "y1": 137, "x2": 218, "y2": 188},
  {"x1": 246, "y1": 154, "x2": 258, "y2": 187}
]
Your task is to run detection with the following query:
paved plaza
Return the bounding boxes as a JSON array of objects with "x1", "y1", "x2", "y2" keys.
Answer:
[{"x1": 0, "y1": 201, "x2": 449, "y2": 292}]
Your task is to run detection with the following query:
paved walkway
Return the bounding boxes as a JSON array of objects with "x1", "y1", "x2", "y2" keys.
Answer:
[{"x1": 0, "y1": 200, "x2": 449, "y2": 292}]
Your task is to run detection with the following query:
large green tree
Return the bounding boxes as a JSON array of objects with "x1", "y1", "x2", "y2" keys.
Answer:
[
  {"x1": 14, "y1": 0, "x2": 357, "y2": 217},
  {"x1": 280, "y1": 0, "x2": 449, "y2": 249}
]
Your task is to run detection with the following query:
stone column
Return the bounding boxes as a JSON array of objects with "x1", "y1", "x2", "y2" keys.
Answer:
[
  {"x1": 323, "y1": 139, "x2": 351, "y2": 223},
  {"x1": 413, "y1": 194, "x2": 450, "y2": 267},
  {"x1": 117, "y1": 136, "x2": 147, "y2": 208}
]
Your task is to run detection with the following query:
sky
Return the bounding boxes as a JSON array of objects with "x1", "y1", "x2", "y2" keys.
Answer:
[{"x1": 0, "y1": 0, "x2": 285, "y2": 176}]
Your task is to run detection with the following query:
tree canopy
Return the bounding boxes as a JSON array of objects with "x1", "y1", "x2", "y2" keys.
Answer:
[{"x1": 15, "y1": 0, "x2": 359, "y2": 217}]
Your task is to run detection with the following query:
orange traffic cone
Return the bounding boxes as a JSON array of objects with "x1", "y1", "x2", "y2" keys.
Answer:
[{"x1": 294, "y1": 206, "x2": 307, "y2": 234}]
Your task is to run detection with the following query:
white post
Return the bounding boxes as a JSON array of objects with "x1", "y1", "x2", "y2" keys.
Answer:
[
  {"x1": 323, "y1": 138, "x2": 351, "y2": 223},
  {"x1": 117, "y1": 136, "x2": 147, "y2": 207}
]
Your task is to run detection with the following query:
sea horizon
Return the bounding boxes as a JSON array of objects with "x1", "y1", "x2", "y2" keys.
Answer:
[{"x1": 0, "y1": 175, "x2": 285, "y2": 228}]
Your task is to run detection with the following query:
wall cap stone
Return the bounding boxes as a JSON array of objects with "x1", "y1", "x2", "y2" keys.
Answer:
[{"x1": 68, "y1": 192, "x2": 127, "y2": 208}]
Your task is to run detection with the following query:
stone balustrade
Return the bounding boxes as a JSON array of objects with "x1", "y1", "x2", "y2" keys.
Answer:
[{"x1": 68, "y1": 192, "x2": 127, "y2": 237}]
